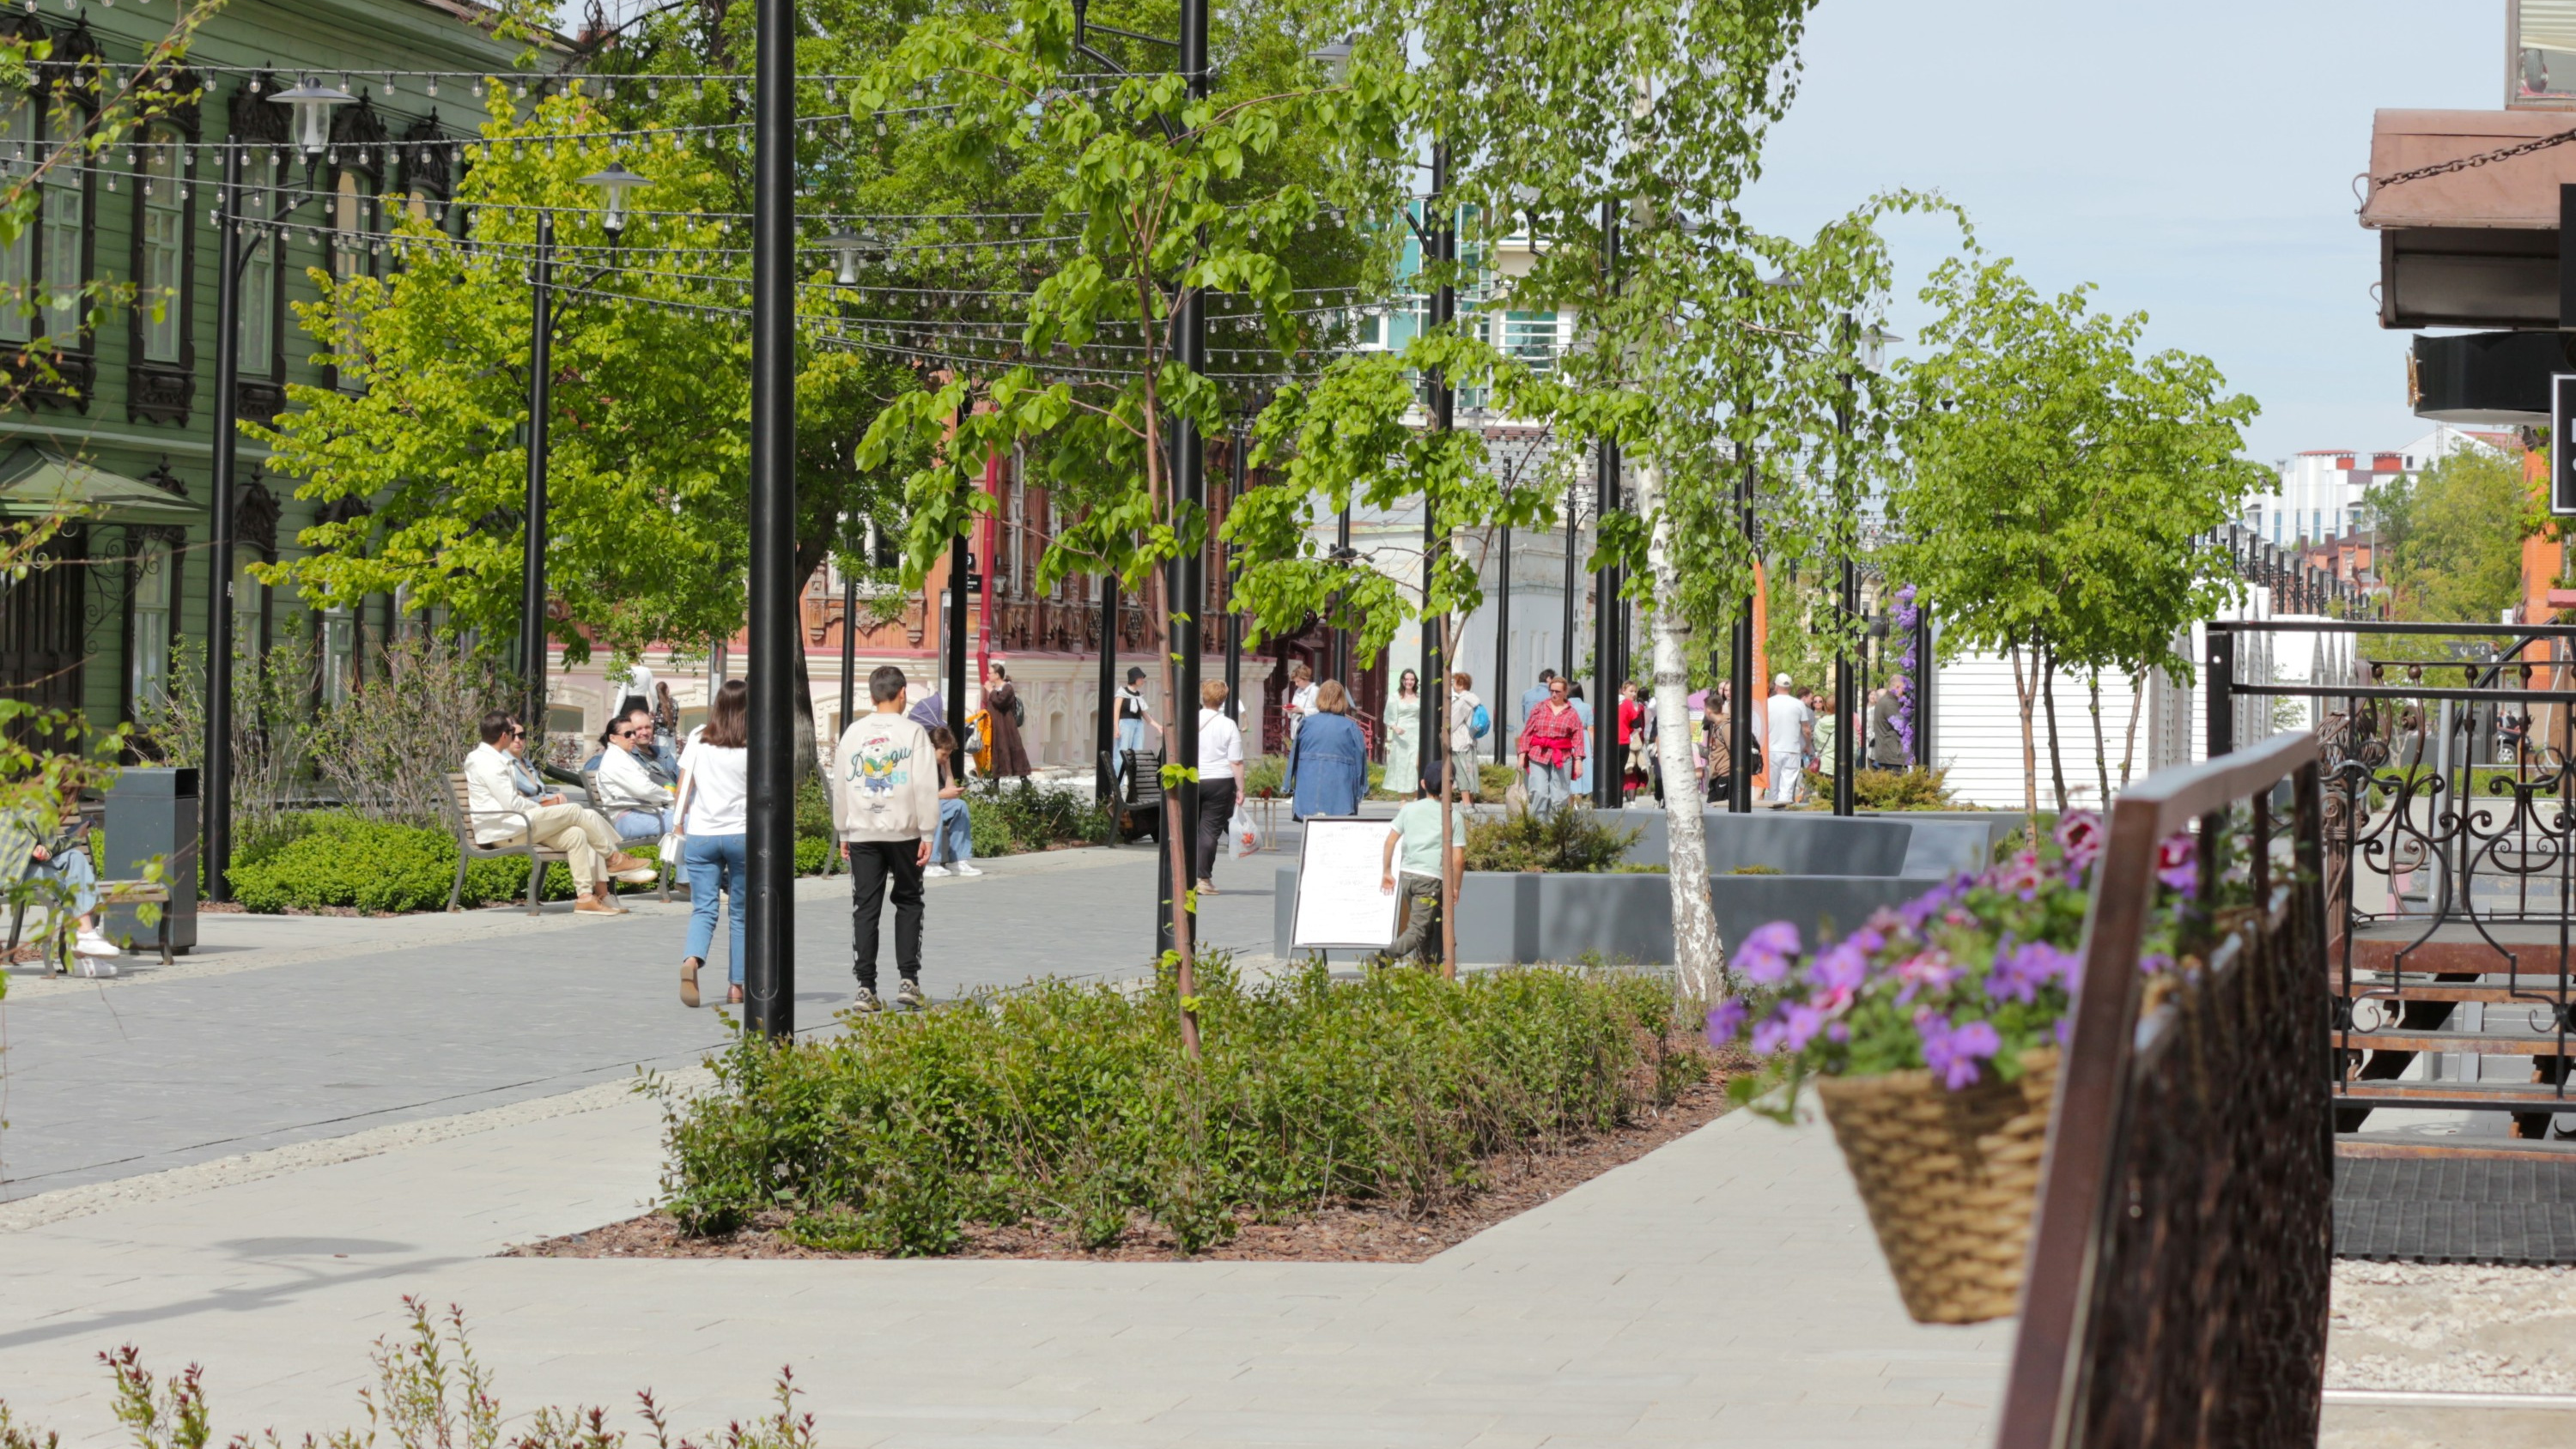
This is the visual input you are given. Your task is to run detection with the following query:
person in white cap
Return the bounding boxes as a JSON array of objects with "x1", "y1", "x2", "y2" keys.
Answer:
[{"x1": 1765, "y1": 672, "x2": 1811, "y2": 805}]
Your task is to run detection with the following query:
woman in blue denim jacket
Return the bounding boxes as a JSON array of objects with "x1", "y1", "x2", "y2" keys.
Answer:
[{"x1": 1285, "y1": 680, "x2": 1370, "y2": 820}]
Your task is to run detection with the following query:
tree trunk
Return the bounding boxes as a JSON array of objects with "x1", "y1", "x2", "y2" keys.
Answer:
[
  {"x1": 2041, "y1": 644, "x2": 2067, "y2": 813},
  {"x1": 1635, "y1": 457, "x2": 1724, "y2": 1004},
  {"x1": 2089, "y1": 669, "x2": 2111, "y2": 807},
  {"x1": 2121, "y1": 669, "x2": 2144, "y2": 789},
  {"x1": 1138, "y1": 409, "x2": 1201, "y2": 1059},
  {"x1": 2010, "y1": 642, "x2": 2040, "y2": 843}
]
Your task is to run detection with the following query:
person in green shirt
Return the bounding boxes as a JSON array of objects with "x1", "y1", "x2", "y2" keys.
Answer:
[{"x1": 1379, "y1": 782, "x2": 1468, "y2": 966}]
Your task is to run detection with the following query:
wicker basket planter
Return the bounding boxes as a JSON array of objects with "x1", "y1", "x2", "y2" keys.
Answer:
[{"x1": 1814, "y1": 1047, "x2": 2059, "y2": 1325}]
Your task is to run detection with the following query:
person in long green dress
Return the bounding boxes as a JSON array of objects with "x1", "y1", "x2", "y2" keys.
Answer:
[{"x1": 1382, "y1": 669, "x2": 1420, "y2": 797}]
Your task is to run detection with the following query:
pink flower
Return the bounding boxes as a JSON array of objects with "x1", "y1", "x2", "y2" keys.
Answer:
[
  {"x1": 2053, "y1": 810, "x2": 2105, "y2": 873},
  {"x1": 2155, "y1": 833, "x2": 2198, "y2": 895}
]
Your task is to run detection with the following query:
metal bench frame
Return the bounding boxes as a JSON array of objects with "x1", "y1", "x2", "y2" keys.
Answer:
[{"x1": 444, "y1": 772, "x2": 573, "y2": 915}]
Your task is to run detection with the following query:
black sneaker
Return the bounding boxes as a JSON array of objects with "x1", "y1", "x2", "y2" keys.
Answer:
[
  {"x1": 896, "y1": 978, "x2": 927, "y2": 1010},
  {"x1": 852, "y1": 985, "x2": 884, "y2": 1014}
]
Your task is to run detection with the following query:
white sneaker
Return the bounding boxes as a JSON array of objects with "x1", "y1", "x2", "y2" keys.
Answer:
[
  {"x1": 922, "y1": 864, "x2": 951, "y2": 877},
  {"x1": 73, "y1": 931, "x2": 121, "y2": 958},
  {"x1": 951, "y1": 863, "x2": 983, "y2": 877}
]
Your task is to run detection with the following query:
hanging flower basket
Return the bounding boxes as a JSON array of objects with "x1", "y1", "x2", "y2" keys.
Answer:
[
  {"x1": 1814, "y1": 1047, "x2": 2057, "y2": 1324},
  {"x1": 1710, "y1": 809, "x2": 2238, "y2": 1325}
]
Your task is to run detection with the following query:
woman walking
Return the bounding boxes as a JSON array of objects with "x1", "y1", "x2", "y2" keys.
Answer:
[
  {"x1": 1194, "y1": 680, "x2": 1248, "y2": 894},
  {"x1": 673, "y1": 679, "x2": 750, "y2": 1008},
  {"x1": 1519, "y1": 675, "x2": 1587, "y2": 811},
  {"x1": 1447, "y1": 670, "x2": 1485, "y2": 801},
  {"x1": 1285, "y1": 680, "x2": 1369, "y2": 819},
  {"x1": 983, "y1": 661, "x2": 1033, "y2": 778},
  {"x1": 1382, "y1": 669, "x2": 1420, "y2": 797}
]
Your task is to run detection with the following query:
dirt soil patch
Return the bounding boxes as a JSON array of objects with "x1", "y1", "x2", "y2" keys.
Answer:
[{"x1": 507, "y1": 1059, "x2": 1742, "y2": 1264}]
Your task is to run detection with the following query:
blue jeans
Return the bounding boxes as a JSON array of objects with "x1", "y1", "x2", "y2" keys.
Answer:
[
  {"x1": 614, "y1": 808, "x2": 670, "y2": 838},
  {"x1": 31, "y1": 847, "x2": 99, "y2": 919},
  {"x1": 936, "y1": 797, "x2": 972, "y2": 865},
  {"x1": 683, "y1": 834, "x2": 747, "y2": 983}
]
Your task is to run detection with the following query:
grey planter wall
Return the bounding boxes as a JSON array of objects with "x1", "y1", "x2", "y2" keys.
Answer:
[
  {"x1": 1606, "y1": 809, "x2": 2000, "y2": 880},
  {"x1": 1271, "y1": 865, "x2": 1947, "y2": 967}
]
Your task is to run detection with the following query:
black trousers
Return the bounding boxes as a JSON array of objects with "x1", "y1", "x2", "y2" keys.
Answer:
[
  {"x1": 1194, "y1": 778, "x2": 1238, "y2": 882},
  {"x1": 848, "y1": 839, "x2": 926, "y2": 989}
]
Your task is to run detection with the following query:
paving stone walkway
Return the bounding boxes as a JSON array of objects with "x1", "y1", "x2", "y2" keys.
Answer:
[
  {"x1": 0, "y1": 1067, "x2": 2007, "y2": 1447},
  {"x1": 0, "y1": 836, "x2": 1290, "y2": 1197}
]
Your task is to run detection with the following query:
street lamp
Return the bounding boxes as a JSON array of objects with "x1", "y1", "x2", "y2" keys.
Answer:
[
  {"x1": 824, "y1": 229, "x2": 868, "y2": 286},
  {"x1": 1308, "y1": 38, "x2": 1354, "y2": 82},
  {"x1": 270, "y1": 80, "x2": 357, "y2": 161},
  {"x1": 580, "y1": 161, "x2": 650, "y2": 237}
]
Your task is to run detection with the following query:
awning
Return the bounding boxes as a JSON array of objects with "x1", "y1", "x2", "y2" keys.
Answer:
[{"x1": 0, "y1": 446, "x2": 200, "y2": 525}]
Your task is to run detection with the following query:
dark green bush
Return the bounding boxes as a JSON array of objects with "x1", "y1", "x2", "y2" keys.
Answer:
[
  {"x1": 1463, "y1": 805, "x2": 1642, "y2": 874},
  {"x1": 965, "y1": 777, "x2": 1114, "y2": 856},
  {"x1": 228, "y1": 812, "x2": 580, "y2": 912},
  {"x1": 228, "y1": 810, "x2": 836, "y2": 913},
  {"x1": 656, "y1": 958, "x2": 1703, "y2": 1255}
]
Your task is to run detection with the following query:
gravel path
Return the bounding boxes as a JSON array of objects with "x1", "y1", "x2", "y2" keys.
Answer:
[{"x1": 2330, "y1": 1260, "x2": 2576, "y2": 1394}]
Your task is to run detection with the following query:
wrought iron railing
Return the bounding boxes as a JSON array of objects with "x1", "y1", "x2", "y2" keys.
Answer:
[
  {"x1": 1998, "y1": 729, "x2": 2332, "y2": 1448},
  {"x1": 2209, "y1": 618, "x2": 2576, "y2": 1136}
]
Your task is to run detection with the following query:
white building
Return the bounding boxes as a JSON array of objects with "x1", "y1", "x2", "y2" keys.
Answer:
[{"x1": 2242, "y1": 424, "x2": 2512, "y2": 549}]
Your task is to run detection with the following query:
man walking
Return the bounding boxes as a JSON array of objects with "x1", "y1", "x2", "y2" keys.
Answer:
[
  {"x1": 1765, "y1": 674, "x2": 1810, "y2": 806},
  {"x1": 463, "y1": 712, "x2": 659, "y2": 915},
  {"x1": 1516, "y1": 668, "x2": 1556, "y2": 750},
  {"x1": 831, "y1": 665, "x2": 941, "y2": 1013},
  {"x1": 1378, "y1": 779, "x2": 1468, "y2": 967}
]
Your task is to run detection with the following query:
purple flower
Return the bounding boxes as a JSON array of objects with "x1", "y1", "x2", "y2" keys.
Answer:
[
  {"x1": 1987, "y1": 940, "x2": 2078, "y2": 1004},
  {"x1": 1812, "y1": 940, "x2": 1870, "y2": 993},
  {"x1": 1737, "y1": 921, "x2": 1801, "y2": 986},
  {"x1": 2155, "y1": 833, "x2": 2198, "y2": 896},
  {"x1": 1916, "y1": 1011, "x2": 2002, "y2": 1090},
  {"x1": 1705, "y1": 997, "x2": 1748, "y2": 1045},
  {"x1": 2140, "y1": 951, "x2": 2174, "y2": 978},
  {"x1": 1783, "y1": 1003, "x2": 1831, "y2": 1052},
  {"x1": 1750, "y1": 1009, "x2": 1792, "y2": 1057}
]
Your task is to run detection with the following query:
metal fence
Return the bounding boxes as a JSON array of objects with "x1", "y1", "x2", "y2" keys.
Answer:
[
  {"x1": 1997, "y1": 729, "x2": 2332, "y2": 1448},
  {"x1": 2209, "y1": 619, "x2": 2576, "y2": 1137}
]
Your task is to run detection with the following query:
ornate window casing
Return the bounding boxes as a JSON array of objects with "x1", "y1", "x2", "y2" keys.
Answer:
[
  {"x1": 2, "y1": 16, "x2": 104, "y2": 410},
  {"x1": 227, "y1": 76, "x2": 290, "y2": 421},
  {"x1": 324, "y1": 95, "x2": 390, "y2": 391},
  {"x1": 399, "y1": 111, "x2": 453, "y2": 227},
  {"x1": 127, "y1": 76, "x2": 201, "y2": 423},
  {"x1": 123, "y1": 506, "x2": 186, "y2": 722}
]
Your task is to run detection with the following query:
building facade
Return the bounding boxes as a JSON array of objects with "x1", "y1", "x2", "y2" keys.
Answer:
[{"x1": 0, "y1": 1, "x2": 514, "y2": 737}]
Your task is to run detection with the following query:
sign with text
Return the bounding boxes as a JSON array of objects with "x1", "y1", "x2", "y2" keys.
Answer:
[{"x1": 1290, "y1": 816, "x2": 1400, "y2": 951}]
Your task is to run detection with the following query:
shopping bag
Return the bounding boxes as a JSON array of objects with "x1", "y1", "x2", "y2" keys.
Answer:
[
  {"x1": 1504, "y1": 779, "x2": 1530, "y2": 813},
  {"x1": 1230, "y1": 802, "x2": 1260, "y2": 858}
]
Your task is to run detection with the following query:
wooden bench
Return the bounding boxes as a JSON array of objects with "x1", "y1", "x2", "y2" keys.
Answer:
[
  {"x1": 445, "y1": 772, "x2": 573, "y2": 915},
  {"x1": 7, "y1": 876, "x2": 173, "y2": 973}
]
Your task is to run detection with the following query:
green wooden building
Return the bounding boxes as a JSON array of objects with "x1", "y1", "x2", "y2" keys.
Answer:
[{"x1": 0, "y1": 0, "x2": 517, "y2": 737}]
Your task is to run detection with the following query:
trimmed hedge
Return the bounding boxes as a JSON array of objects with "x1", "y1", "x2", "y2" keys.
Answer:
[
  {"x1": 658, "y1": 958, "x2": 1706, "y2": 1255},
  {"x1": 227, "y1": 812, "x2": 835, "y2": 914}
]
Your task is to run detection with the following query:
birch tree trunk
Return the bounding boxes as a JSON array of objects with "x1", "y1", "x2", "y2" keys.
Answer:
[
  {"x1": 2089, "y1": 670, "x2": 2110, "y2": 807},
  {"x1": 1634, "y1": 458, "x2": 1723, "y2": 1004},
  {"x1": 2011, "y1": 642, "x2": 2040, "y2": 842}
]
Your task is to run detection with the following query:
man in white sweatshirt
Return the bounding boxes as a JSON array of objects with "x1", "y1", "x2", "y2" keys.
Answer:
[{"x1": 830, "y1": 664, "x2": 942, "y2": 1012}]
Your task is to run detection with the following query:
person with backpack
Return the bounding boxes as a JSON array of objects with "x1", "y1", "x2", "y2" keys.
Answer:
[
  {"x1": 981, "y1": 660, "x2": 1032, "y2": 779},
  {"x1": 1447, "y1": 670, "x2": 1486, "y2": 802}
]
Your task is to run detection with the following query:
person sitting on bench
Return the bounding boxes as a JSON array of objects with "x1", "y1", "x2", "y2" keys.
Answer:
[
  {"x1": 465, "y1": 712, "x2": 658, "y2": 915},
  {"x1": 1, "y1": 785, "x2": 121, "y2": 963},
  {"x1": 593, "y1": 706, "x2": 677, "y2": 836}
]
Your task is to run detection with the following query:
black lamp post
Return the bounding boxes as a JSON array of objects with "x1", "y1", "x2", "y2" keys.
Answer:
[
  {"x1": 520, "y1": 211, "x2": 554, "y2": 736},
  {"x1": 744, "y1": 0, "x2": 799, "y2": 1040}
]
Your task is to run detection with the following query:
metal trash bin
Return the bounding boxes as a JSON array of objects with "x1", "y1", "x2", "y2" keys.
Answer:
[{"x1": 104, "y1": 767, "x2": 197, "y2": 954}]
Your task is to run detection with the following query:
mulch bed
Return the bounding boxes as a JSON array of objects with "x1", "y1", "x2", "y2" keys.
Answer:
[{"x1": 507, "y1": 1049, "x2": 1747, "y2": 1264}]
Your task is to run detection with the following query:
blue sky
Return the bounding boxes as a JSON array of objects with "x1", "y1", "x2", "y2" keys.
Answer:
[{"x1": 1741, "y1": 0, "x2": 2500, "y2": 466}]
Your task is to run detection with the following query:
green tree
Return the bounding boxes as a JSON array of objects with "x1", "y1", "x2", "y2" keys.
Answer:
[
  {"x1": 1885, "y1": 256, "x2": 2264, "y2": 831},
  {"x1": 2368, "y1": 451, "x2": 2530, "y2": 624}
]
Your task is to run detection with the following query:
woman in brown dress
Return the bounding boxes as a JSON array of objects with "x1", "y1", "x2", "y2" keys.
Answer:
[{"x1": 983, "y1": 661, "x2": 1034, "y2": 778}]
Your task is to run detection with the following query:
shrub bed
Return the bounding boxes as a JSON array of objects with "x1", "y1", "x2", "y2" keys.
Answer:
[
  {"x1": 965, "y1": 776, "x2": 1115, "y2": 856},
  {"x1": 656, "y1": 958, "x2": 1706, "y2": 1256},
  {"x1": 1463, "y1": 806, "x2": 1643, "y2": 873}
]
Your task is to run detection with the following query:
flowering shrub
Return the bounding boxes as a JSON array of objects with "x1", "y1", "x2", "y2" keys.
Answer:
[{"x1": 1707, "y1": 808, "x2": 2244, "y2": 1114}]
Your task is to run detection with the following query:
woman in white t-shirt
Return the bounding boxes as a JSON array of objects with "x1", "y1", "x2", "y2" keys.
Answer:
[
  {"x1": 1193, "y1": 680, "x2": 1248, "y2": 894},
  {"x1": 672, "y1": 679, "x2": 750, "y2": 1008}
]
